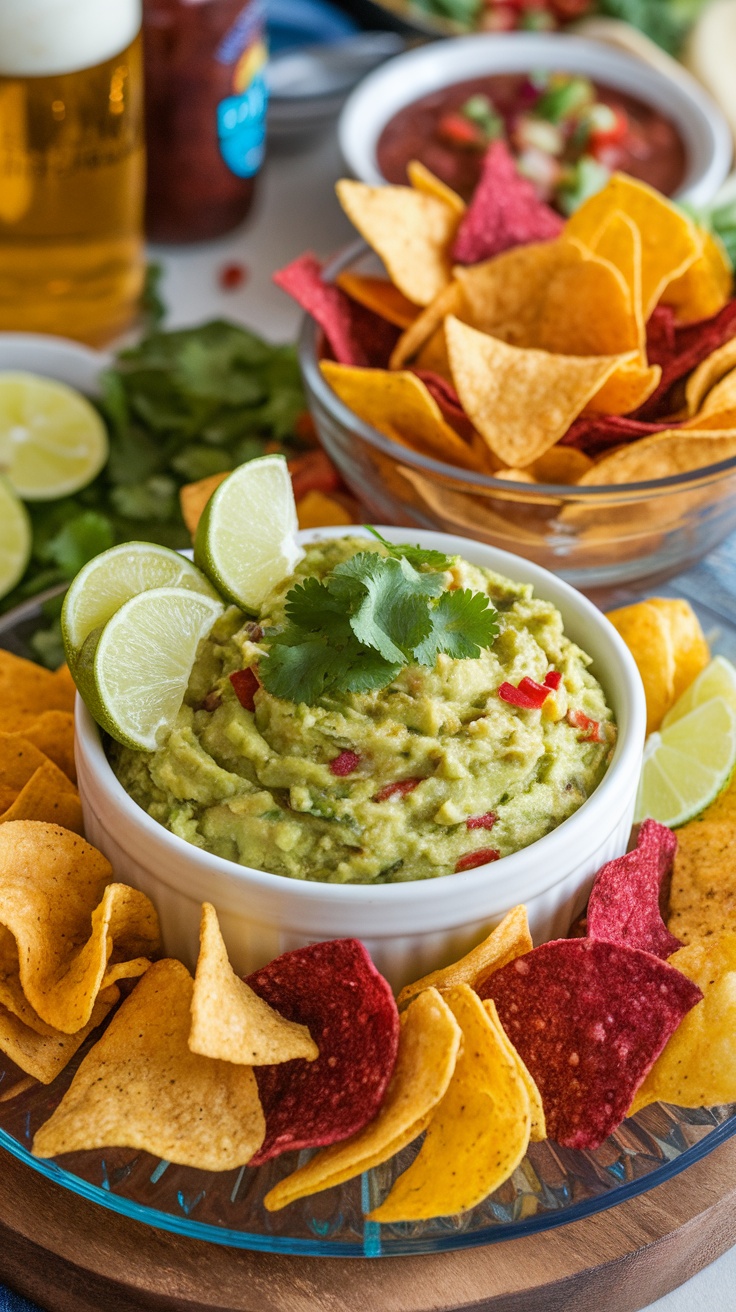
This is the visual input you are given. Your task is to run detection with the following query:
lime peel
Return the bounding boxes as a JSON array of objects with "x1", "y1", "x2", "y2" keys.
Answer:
[
  {"x1": 635, "y1": 696, "x2": 736, "y2": 827},
  {"x1": 0, "y1": 478, "x2": 31, "y2": 600},
  {"x1": 0, "y1": 371, "x2": 108, "y2": 501}
]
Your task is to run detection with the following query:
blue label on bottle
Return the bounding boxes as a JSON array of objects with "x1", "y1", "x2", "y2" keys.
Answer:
[{"x1": 217, "y1": 71, "x2": 268, "y2": 178}]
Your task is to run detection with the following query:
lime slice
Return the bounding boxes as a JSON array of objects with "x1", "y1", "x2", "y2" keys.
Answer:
[
  {"x1": 661, "y1": 655, "x2": 736, "y2": 729},
  {"x1": 0, "y1": 372, "x2": 108, "y2": 500},
  {"x1": 75, "y1": 586, "x2": 224, "y2": 751},
  {"x1": 62, "y1": 542, "x2": 219, "y2": 671},
  {"x1": 0, "y1": 477, "x2": 31, "y2": 601},
  {"x1": 194, "y1": 455, "x2": 303, "y2": 612},
  {"x1": 635, "y1": 696, "x2": 736, "y2": 827}
]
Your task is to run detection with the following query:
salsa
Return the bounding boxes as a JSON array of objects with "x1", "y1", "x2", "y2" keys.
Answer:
[{"x1": 376, "y1": 72, "x2": 686, "y2": 214}]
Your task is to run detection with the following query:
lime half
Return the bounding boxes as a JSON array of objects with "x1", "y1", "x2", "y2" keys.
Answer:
[
  {"x1": 194, "y1": 455, "x2": 303, "y2": 612},
  {"x1": 75, "y1": 586, "x2": 224, "y2": 751},
  {"x1": 0, "y1": 477, "x2": 31, "y2": 600},
  {"x1": 661, "y1": 655, "x2": 736, "y2": 729},
  {"x1": 62, "y1": 542, "x2": 219, "y2": 671},
  {"x1": 0, "y1": 372, "x2": 108, "y2": 500},
  {"x1": 635, "y1": 696, "x2": 736, "y2": 827}
]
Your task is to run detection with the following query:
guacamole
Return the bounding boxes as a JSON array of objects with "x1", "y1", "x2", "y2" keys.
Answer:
[{"x1": 111, "y1": 537, "x2": 616, "y2": 883}]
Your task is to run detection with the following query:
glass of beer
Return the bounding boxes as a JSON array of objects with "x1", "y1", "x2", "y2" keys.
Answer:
[{"x1": 0, "y1": 0, "x2": 145, "y2": 345}]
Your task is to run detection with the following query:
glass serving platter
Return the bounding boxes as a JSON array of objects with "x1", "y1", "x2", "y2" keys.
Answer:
[{"x1": 1, "y1": 565, "x2": 735, "y2": 1258}]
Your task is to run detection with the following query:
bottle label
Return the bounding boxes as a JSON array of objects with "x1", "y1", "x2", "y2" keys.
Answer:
[{"x1": 216, "y1": 2, "x2": 268, "y2": 180}]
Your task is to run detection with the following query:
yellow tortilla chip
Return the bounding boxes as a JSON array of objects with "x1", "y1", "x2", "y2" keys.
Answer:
[
  {"x1": 687, "y1": 339, "x2": 736, "y2": 416},
  {"x1": 32, "y1": 959, "x2": 266, "y2": 1169},
  {"x1": 335, "y1": 271, "x2": 418, "y2": 329},
  {"x1": 389, "y1": 281, "x2": 462, "y2": 370},
  {"x1": 531, "y1": 447, "x2": 594, "y2": 483},
  {"x1": 296, "y1": 490, "x2": 353, "y2": 529},
  {"x1": 577, "y1": 431, "x2": 736, "y2": 487},
  {"x1": 397, "y1": 905, "x2": 532, "y2": 1009},
  {"x1": 0, "y1": 761, "x2": 83, "y2": 834},
  {"x1": 630, "y1": 933, "x2": 736, "y2": 1112},
  {"x1": 0, "y1": 985, "x2": 119, "y2": 1084},
  {"x1": 0, "y1": 734, "x2": 52, "y2": 810},
  {"x1": 407, "y1": 160, "x2": 466, "y2": 216},
  {"x1": 565, "y1": 172, "x2": 700, "y2": 318},
  {"x1": 661, "y1": 229, "x2": 733, "y2": 325},
  {"x1": 445, "y1": 315, "x2": 634, "y2": 466},
  {"x1": 335, "y1": 179, "x2": 459, "y2": 307},
  {"x1": 699, "y1": 366, "x2": 736, "y2": 419},
  {"x1": 682, "y1": 407, "x2": 736, "y2": 431},
  {"x1": 320, "y1": 361, "x2": 484, "y2": 471},
  {"x1": 0, "y1": 1076, "x2": 37, "y2": 1102},
  {"x1": 263, "y1": 987, "x2": 462, "y2": 1211},
  {"x1": 605, "y1": 601, "x2": 676, "y2": 734},
  {"x1": 667, "y1": 819, "x2": 736, "y2": 943},
  {"x1": 586, "y1": 209, "x2": 644, "y2": 345},
  {"x1": 0, "y1": 650, "x2": 76, "y2": 733},
  {"x1": 584, "y1": 356, "x2": 661, "y2": 416},
  {"x1": 647, "y1": 599, "x2": 709, "y2": 703},
  {"x1": 0, "y1": 822, "x2": 160, "y2": 1034},
  {"x1": 482, "y1": 998, "x2": 546, "y2": 1142},
  {"x1": 9, "y1": 711, "x2": 76, "y2": 783},
  {"x1": 190, "y1": 903, "x2": 318, "y2": 1066},
  {"x1": 180, "y1": 471, "x2": 229, "y2": 539},
  {"x1": 368, "y1": 985, "x2": 531, "y2": 1221},
  {"x1": 704, "y1": 776, "x2": 736, "y2": 824}
]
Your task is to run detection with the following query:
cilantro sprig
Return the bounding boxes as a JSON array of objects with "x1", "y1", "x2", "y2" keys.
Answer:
[{"x1": 260, "y1": 538, "x2": 499, "y2": 705}]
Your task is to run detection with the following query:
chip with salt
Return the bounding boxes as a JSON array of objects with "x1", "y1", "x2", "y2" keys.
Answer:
[
  {"x1": 452, "y1": 140, "x2": 562, "y2": 266},
  {"x1": 336, "y1": 180, "x2": 459, "y2": 307},
  {"x1": 630, "y1": 933, "x2": 736, "y2": 1113},
  {"x1": 190, "y1": 903, "x2": 318, "y2": 1066},
  {"x1": 32, "y1": 959, "x2": 266, "y2": 1170},
  {"x1": 335, "y1": 272, "x2": 418, "y2": 329},
  {"x1": 368, "y1": 984, "x2": 531, "y2": 1221},
  {"x1": 0, "y1": 985, "x2": 119, "y2": 1084},
  {"x1": 263, "y1": 987, "x2": 462, "y2": 1211},
  {"x1": 605, "y1": 601, "x2": 676, "y2": 734},
  {"x1": 478, "y1": 938, "x2": 702, "y2": 1149},
  {"x1": 246, "y1": 938, "x2": 399, "y2": 1164},
  {"x1": 397, "y1": 904, "x2": 532, "y2": 1009},
  {"x1": 586, "y1": 819, "x2": 681, "y2": 959},
  {"x1": 667, "y1": 818, "x2": 736, "y2": 943},
  {"x1": 445, "y1": 315, "x2": 633, "y2": 467}
]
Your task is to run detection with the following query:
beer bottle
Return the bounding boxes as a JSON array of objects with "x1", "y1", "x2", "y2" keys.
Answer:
[
  {"x1": 0, "y1": 0, "x2": 145, "y2": 345},
  {"x1": 143, "y1": 0, "x2": 268, "y2": 243}
]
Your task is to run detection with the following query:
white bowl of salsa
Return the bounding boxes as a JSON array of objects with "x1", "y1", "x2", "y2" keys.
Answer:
[
  {"x1": 75, "y1": 526, "x2": 646, "y2": 992},
  {"x1": 338, "y1": 32, "x2": 731, "y2": 211}
]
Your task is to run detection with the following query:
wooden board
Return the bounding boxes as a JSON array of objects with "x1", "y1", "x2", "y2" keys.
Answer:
[{"x1": 1, "y1": 1139, "x2": 736, "y2": 1312}]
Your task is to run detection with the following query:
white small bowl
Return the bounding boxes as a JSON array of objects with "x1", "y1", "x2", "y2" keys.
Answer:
[
  {"x1": 338, "y1": 32, "x2": 732, "y2": 208},
  {"x1": 76, "y1": 527, "x2": 646, "y2": 991}
]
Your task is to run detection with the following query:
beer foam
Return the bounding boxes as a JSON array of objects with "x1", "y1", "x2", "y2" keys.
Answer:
[{"x1": 0, "y1": 0, "x2": 140, "y2": 77}]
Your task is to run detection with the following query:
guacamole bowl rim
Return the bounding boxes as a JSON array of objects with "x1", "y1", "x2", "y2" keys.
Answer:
[{"x1": 75, "y1": 525, "x2": 646, "y2": 940}]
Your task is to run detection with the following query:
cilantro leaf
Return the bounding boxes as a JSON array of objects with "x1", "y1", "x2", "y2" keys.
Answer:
[
  {"x1": 364, "y1": 525, "x2": 454, "y2": 571},
  {"x1": 285, "y1": 576, "x2": 354, "y2": 636},
  {"x1": 260, "y1": 633, "x2": 347, "y2": 704},
  {"x1": 342, "y1": 648, "x2": 403, "y2": 695},
  {"x1": 335, "y1": 553, "x2": 439, "y2": 664},
  {"x1": 415, "y1": 589, "x2": 499, "y2": 665}
]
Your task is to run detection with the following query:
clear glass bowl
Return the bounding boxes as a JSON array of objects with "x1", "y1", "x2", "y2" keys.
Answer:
[{"x1": 300, "y1": 243, "x2": 736, "y2": 603}]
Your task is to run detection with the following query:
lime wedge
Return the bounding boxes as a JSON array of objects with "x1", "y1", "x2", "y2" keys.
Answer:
[
  {"x1": 0, "y1": 372, "x2": 108, "y2": 500},
  {"x1": 62, "y1": 542, "x2": 219, "y2": 671},
  {"x1": 635, "y1": 696, "x2": 736, "y2": 827},
  {"x1": 194, "y1": 455, "x2": 303, "y2": 612},
  {"x1": 0, "y1": 477, "x2": 31, "y2": 600},
  {"x1": 661, "y1": 655, "x2": 736, "y2": 729},
  {"x1": 75, "y1": 586, "x2": 224, "y2": 751}
]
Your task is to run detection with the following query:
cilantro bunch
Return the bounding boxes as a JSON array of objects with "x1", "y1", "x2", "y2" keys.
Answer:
[{"x1": 260, "y1": 531, "x2": 499, "y2": 704}]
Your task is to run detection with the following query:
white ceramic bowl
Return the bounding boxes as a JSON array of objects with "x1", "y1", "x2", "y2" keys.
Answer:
[
  {"x1": 76, "y1": 526, "x2": 646, "y2": 991},
  {"x1": 338, "y1": 32, "x2": 732, "y2": 208}
]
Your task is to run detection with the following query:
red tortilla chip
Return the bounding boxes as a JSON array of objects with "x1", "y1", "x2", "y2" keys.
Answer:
[
  {"x1": 479, "y1": 938, "x2": 702, "y2": 1149},
  {"x1": 452, "y1": 141, "x2": 563, "y2": 266},
  {"x1": 641, "y1": 299, "x2": 736, "y2": 418},
  {"x1": 410, "y1": 368, "x2": 476, "y2": 442},
  {"x1": 246, "y1": 939, "x2": 399, "y2": 1164},
  {"x1": 561, "y1": 414, "x2": 672, "y2": 455},
  {"x1": 586, "y1": 819, "x2": 681, "y2": 959},
  {"x1": 273, "y1": 254, "x2": 398, "y2": 368}
]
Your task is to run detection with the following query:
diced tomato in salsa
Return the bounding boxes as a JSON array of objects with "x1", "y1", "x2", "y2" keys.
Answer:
[
  {"x1": 330, "y1": 750, "x2": 362, "y2": 777},
  {"x1": 229, "y1": 668, "x2": 260, "y2": 711},
  {"x1": 498, "y1": 677, "x2": 550, "y2": 709},
  {"x1": 466, "y1": 811, "x2": 497, "y2": 830},
  {"x1": 373, "y1": 778, "x2": 422, "y2": 802},
  {"x1": 455, "y1": 848, "x2": 500, "y2": 872},
  {"x1": 567, "y1": 708, "x2": 604, "y2": 742}
]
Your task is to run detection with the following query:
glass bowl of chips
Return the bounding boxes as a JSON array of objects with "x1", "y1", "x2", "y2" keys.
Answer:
[{"x1": 298, "y1": 240, "x2": 736, "y2": 603}]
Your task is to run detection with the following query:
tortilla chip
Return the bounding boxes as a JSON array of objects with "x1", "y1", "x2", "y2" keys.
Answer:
[
  {"x1": 667, "y1": 819, "x2": 736, "y2": 943},
  {"x1": 180, "y1": 472, "x2": 229, "y2": 539},
  {"x1": 0, "y1": 822, "x2": 160, "y2": 1034},
  {"x1": 445, "y1": 315, "x2": 633, "y2": 466},
  {"x1": 190, "y1": 903, "x2": 318, "y2": 1066},
  {"x1": 704, "y1": 774, "x2": 736, "y2": 823},
  {"x1": 275, "y1": 253, "x2": 401, "y2": 367},
  {"x1": 334, "y1": 272, "x2": 418, "y2": 330},
  {"x1": 32, "y1": 959, "x2": 266, "y2": 1169},
  {"x1": 320, "y1": 361, "x2": 484, "y2": 470},
  {"x1": 482, "y1": 997, "x2": 546, "y2": 1142},
  {"x1": 0, "y1": 1076, "x2": 37, "y2": 1102},
  {"x1": 584, "y1": 356, "x2": 661, "y2": 416},
  {"x1": 407, "y1": 159, "x2": 466, "y2": 217},
  {"x1": 605, "y1": 601, "x2": 676, "y2": 734},
  {"x1": 452, "y1": 139, "x2": 562, "y2": 265},
  {"x1": 296, "y1": 490, "x2": 354, "y2": 529},
  {"x1": 699, "y1": 365, "x2": 736, "y2": 418},
  {"x1": 368, "y1": 984, "x2": 531, "y2": 1221},
  {"x1": 565, "y1": 173, "x2": 700, "y2": 319},
  {"x1": 397, "y1": 905, "x2": 532, "y2": 1008},
  {"x1": 0, "y1": 650, "x2": 76, "y2": 733},
  {"x1": 531, "y1": 447, "x2": 594, "y2": 483},
  {"x1": 647, "y1": 599, "x2": 709, "y2": 702},
  {"x1": 686, "y1": 338, "x2": 736, "y2": 415},
  {"x1": 0, "y1": 734, "x2": 52, "y2": 808},
  {"x1": 263, "y1": 987, "x2": 462, "y2": 1211},
  {"x1": 389, "y1": 282, "x2": 463, "y2": 371},
  {"x1": 0, "y1": 985, "x2": 119, "y2": 1084},
  {"x1": 0, "y1": 761, "x2": 83, "y2": 834},
  {"x1": 587, "y1": 819, "x2": 681, "y2": 959},
  {"x1": 586, "y1": 209, "x2": 644, "y2": 346},
  {"x1": 661, "y1": 230, "x2": 733, "y2": 326},
  {"x1": 336, "y1": 180, "x2": 459, "y2": 307},
  {"x1": 9, "y1": 711, "x2": 76, "y2": 783},
  {"x1": 579, "y1": 431, "x2": 736, "y2": 488},
  {"x1": 630, "y1": 933, "x2": 736, "y2": 1112}
]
